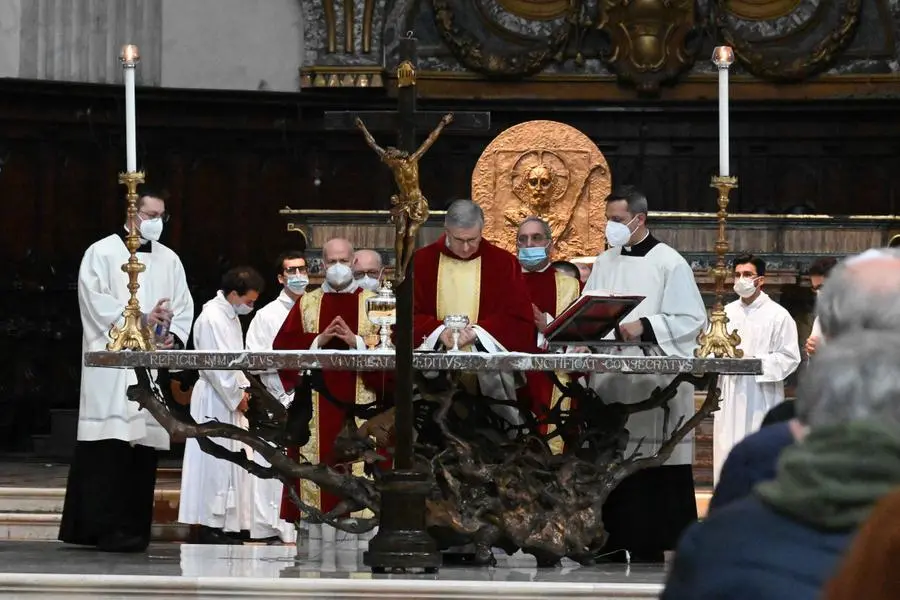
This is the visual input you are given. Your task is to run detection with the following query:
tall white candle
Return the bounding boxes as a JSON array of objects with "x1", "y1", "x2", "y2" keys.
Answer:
[
  {"x1": 124, "y1": 67, "x2": 136, "y2": 172},
  {"x1": 120, "y1": 45, "x2": 140, "y2": 172},
  {"x1": 718, "y1": 66, "x2": 729, "y2": 177},
  {"x1": 712, "y1": 46, "x2": 734, "y2": 177}
]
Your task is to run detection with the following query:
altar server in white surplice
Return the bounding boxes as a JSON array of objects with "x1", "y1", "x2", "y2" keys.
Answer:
[
  {"x1": 713, "y1": 255, "x2": 801, "y2": 484},
  {"x1": 60, "y1": 188, "x2": 194, "y2": 554},
  {"x1": 179, "y1": 267, "x2": 265, "y2": 545},
  {"x1": 245, "y1": 251, "x2": 307, "y2": 544},
  {"x1": 582, "y1": 185, "x2": 708, "y2": 563}
]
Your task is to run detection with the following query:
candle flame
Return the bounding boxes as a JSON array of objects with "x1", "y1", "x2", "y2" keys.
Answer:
[
  {"x1": 711, "y1": 46, "x2": 734, "y2": 68},
  {"x1": 120, "y1": 44, "x2": 141, "y2": 65}
]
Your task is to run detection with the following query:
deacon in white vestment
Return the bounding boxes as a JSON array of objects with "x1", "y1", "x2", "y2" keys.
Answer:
[
  {"x1": 582, "y1": 185, "x2": 707, "y2": 562},
  {"x1": 178, "y1": 267, "x2": 265, "y2": 545},
  {"x1": 60, "y1": 189, "x2": 193, "y2": 553},
  {"x1": 245, "y1": 251, "x2": 307, "y2": 543},
  {"x1": 713, "y1": 255, "x2": 801, "y2": 485}
]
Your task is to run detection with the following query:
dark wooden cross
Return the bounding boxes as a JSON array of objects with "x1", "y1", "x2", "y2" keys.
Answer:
[
  {"x1": 324, "y1": 37, "x2": 489, "y2": 470},
  {"x1": 323, "y1": 34, "x2": 490, "y2": 573}
]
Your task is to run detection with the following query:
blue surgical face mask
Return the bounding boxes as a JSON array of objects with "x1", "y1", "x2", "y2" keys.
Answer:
[
  {"x1": 518, "y1": 246, "x2": 548, "y2": 267},
  {"x1": 286, "y1": 274, "x2": 308, "y2": 294}
]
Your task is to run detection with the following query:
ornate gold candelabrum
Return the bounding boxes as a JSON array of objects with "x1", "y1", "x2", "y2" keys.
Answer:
[
  {"x1": 107, "y1": 171, "x2": 153, "y2": 351},
  {"x1": 695, "y1": 175, "x2": 743, "y2": 358}
]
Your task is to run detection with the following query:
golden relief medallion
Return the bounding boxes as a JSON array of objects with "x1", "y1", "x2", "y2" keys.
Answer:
[{"x1": 471, "y1": 120, "x2": 611, "y2": 260}]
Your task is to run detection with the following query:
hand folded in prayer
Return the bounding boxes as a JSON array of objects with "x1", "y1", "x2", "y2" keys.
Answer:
[
  {"x1": 618, "y1": 320, "x2": 644, "y2": 342},
  {"x1": 321, "y1": 316, "x2": 358, "y2": 347},
  {"x1": 532, "y1": 304, "x2": 548, "y2": 333},
  {"x1": 805, "y1": 335, "x2": 820, "y2": 357},
  {"x1": 237, "y1": 391, "x2": 250, "y2": 413}
]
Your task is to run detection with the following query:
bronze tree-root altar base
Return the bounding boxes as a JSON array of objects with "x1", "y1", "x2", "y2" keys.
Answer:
[{"x1": 89, "y1": 350, "x2": 760, "y2": 566}]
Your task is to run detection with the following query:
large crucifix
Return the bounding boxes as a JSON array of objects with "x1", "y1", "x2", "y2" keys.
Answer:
[{"x1": 323, "y1": 34, "x2": 491, "y2": 573}]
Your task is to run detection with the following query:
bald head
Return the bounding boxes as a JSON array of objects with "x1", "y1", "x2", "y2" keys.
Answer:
[
  {"x1": 322, "y1": 238, "x2": 354, "y2": 267},
  {"x1": 353, "y1": 249, "x2": 383, "y2": 271},
  {"x1": 353, "y1": 249, "x2": 383, "y2": 277},
  {"x1": 817, "y1": 249, "x2": 900, "y2": 339}
]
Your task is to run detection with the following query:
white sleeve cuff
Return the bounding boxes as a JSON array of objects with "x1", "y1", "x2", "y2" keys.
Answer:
[{"x1": 420, "y1": 325, "x2": 446, "y2": 350}]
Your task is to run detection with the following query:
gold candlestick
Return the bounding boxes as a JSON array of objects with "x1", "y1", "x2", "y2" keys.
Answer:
[
  {"x1": 695, "y1": 175, "x2": 743, "y2": 358},
  {"x1": 107, "y1": 171, "x2": 153, "y2": 351}
]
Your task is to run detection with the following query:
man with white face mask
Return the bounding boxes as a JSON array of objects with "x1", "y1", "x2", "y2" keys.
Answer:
[
  {"x1": 582, "y1": 185, "x2": 708, "y2": 563},
  {"x1": 179, "y1": 267, "x2": 264, "y2": 544},
  {"x1": 352, "y1": 249, "x2": 384, "y2": 291},
  {"x1": 273, "y1": 238, "x2": 385, "y2": 535},
  {"x1": 60, "y1": 187, "x2": 194, "y2": 553},
  {"x1": 713, "y1": 254, "x2": 801, "y2": 485},
  {"x1": 244, "y1": 251, "x2": 307, "y2": 544}
]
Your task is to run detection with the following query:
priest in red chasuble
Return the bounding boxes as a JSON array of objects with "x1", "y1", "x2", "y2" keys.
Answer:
[
  {"x1": 272, "y1": 238, "x2": 385, "y2": 522},
  {"x1": 515, "y1": 217, "x2": 581, "y2": 452},
  {"x1": 414, "y1": 200, "x2": 535, "y2": 400}
]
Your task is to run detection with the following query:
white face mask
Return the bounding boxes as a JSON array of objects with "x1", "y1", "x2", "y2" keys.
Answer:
[
  {"x1": 357, "y1": 276, "x2": 380, "y2": 291},
  {"x1": 325, "y1": 263, "x2": 353, "y2": 290},
  {"x1": 139, "y1": 217, "x2": 163, "y2": 242},
  {"x1": 234, "y1": 303, "x2": 253, "y2": 316},
  {"x1": 733, "y1": 277, "x2": 758, "y2": 298},
  {"x1": 605, "y1": 216, "x2": 637, "y2": 247}
]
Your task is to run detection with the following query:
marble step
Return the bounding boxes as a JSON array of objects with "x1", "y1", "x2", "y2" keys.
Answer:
[
  {"x1": 0, "y1": 512, "x2": 188, "y2": 542},
  {"x1": 0, "y1": 485, "x2": 712, "y2": 541},
  {"x1": 0, "y1": 486, "x2": 186, "y2": 541}
]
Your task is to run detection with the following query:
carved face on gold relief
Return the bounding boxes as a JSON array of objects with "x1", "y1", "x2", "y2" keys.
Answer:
[
  {"x1": 511, "y1": 150, "x2": 569, "y2": 212},
  {"x1": 471, "y1": 120, "x2": 610, "y2": 260},
  {"x1": 526, "y1": 164, "x2": 553, "y2": 203}
]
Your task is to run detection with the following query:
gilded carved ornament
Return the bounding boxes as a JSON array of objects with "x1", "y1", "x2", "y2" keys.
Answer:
[
  {"x1": 496, "y1": 0, "x2": 570, "y2": 21},
  {"x1": 431, "y1": 0, "x2": 576, "y2": 78},
  {"x1": 596, "y1": 0, "x2": 700, "y2": 94},
  {"x1": 430, "y1": 0, "x2": 700, "y2": 93},
  {"x1": 715, "y1": 0, "x2": 862, "y2": 81},
  {"x1": 471, "y1": 120, "x2": 610, "y2": 260},
  {"x1": 726, "y1": 0, "x2": 803, "y2": 20}
]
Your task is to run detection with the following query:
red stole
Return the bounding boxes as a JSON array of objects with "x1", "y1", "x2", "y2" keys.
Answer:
[
  {"x1": 520, "y1": 269, "x2": 581, "y2": 453},
  {"x1": 272, "y1": 287, "x2": 380, "y2": 518},
  {"x1": 413, "y1": 235, "x2": 535, "y2": 351}
]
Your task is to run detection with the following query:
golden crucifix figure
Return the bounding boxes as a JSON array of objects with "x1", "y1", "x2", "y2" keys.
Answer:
[{"x1": 355, "y1": 113, "x2": 454, "y2": 284}]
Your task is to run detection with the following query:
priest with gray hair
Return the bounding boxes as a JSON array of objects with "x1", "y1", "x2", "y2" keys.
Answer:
[{"x1": 413, "y1": 199, "x2": 535, "y2": 398}]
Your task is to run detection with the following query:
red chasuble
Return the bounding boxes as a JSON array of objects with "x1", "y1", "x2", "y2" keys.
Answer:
[
  {"x1": 413, "y1": 235, "x2": 535, "y2": 352},
  {"x1": 272, "y1": 287, "x2": 384, "y2": 519},
  {"x1": 521, "y1": 269, "x2": 581, "y2": 453}
]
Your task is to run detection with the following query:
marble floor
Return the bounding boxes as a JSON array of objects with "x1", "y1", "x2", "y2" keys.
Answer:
[{"x1": 0, "y1": 541, "x2": 667, "y2": 599}]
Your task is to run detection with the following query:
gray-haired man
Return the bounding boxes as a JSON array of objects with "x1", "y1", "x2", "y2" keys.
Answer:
[{"x1": 412, "y1": 199, "x2": 535, "y2": 360}]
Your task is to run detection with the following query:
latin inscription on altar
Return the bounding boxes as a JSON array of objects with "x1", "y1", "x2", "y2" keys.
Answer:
[{"x1": 91, "y1": 351, "x2": 762, "y2": 375}]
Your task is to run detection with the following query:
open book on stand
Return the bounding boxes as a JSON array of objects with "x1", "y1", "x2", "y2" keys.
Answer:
[{"x1": 543, "y1": 291, "x2": 646, "y2": 348}]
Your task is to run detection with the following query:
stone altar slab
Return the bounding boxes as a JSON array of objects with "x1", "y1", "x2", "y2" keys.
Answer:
[{"x1": 84, "y1": 350, "x2": 762, "y2": 375}]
